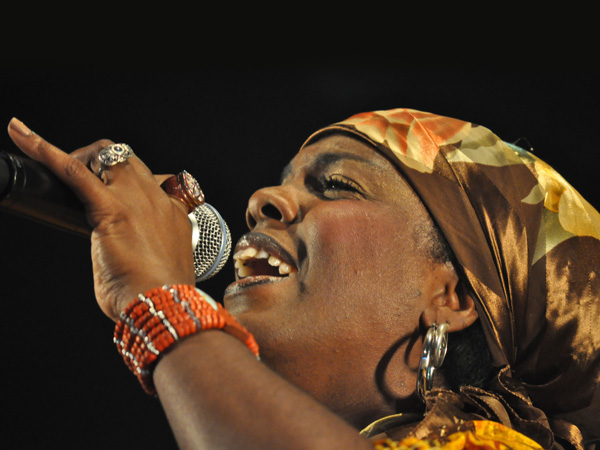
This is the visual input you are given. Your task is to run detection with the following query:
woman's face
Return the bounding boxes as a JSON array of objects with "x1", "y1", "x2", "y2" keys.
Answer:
[{"x1": 223, "y1": 134, "x2": 445, "y2": 426}]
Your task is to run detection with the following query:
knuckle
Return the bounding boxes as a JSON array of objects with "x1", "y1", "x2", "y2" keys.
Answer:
[
  {"x1": 62, "y1": 156, "x2": 87, "y2": 180},
  {"x1": 94, "y1": 139, "x2": 115, "y2": 150},
  {"x1": 98, "y1": 138, "x2": 115, "y2": 146},
  {"x1": 32, "y1": 135, "x2": 55, "y2": 155}
]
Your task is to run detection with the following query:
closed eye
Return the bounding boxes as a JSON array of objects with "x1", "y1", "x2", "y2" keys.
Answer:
[
  {"x1": 322, "y1": 174, "x2": 361, "y2": 193},
  {"x1": 306, "y1": 173, "x2": 365, "y2": 200}
]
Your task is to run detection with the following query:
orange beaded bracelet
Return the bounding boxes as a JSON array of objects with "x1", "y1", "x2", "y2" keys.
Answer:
[{"x1": 114, "y1": 284, "x2": 260, "y2": 394}]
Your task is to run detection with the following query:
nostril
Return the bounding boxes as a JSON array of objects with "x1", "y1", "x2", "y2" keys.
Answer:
[
  {"x1": 247, "y1": 186, "x2": 297, "y2": 228},
  {"x1": 261, "y1": 203, "x2": 283, "y2": 221},
  {"x1": 247, "y1": 214, "x2": 257, "y2": 229}
]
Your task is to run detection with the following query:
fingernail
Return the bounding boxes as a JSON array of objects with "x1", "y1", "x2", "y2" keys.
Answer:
[{"x1": 9, "y1": 117, "x2": 33, "y2": 137}]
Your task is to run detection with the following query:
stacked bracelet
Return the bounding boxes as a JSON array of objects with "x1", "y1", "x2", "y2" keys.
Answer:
[{"x1": 114, "y1": 284, "x2": 259, "y2": 394}]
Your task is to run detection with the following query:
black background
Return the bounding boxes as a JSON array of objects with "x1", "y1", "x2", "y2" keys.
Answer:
[{"x1": 0, "y1": 66, "x2": 597, "y2": 448}]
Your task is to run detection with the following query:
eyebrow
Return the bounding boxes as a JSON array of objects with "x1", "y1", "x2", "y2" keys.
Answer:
[{"x1": 279, "y1": 152, "x2": 383, "y2": 184}]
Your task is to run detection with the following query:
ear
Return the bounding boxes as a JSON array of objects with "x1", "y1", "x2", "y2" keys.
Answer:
[{"x1": 420, "y1": 264, "x2": 478, "y2": 333}]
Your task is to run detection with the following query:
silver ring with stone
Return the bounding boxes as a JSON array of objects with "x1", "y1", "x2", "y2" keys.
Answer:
[{"x1": 97, "y1": 143, "x2": 133, "y2": 177}]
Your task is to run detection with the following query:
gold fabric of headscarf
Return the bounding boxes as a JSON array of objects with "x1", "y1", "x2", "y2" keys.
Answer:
[{"x1": 301, "y1": 109, "x2": 600, "y2": 450}]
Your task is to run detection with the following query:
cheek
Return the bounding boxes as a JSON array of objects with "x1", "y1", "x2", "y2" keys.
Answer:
[{"x1": 303, "y1": 203, "x2": 426, "y2": 302}]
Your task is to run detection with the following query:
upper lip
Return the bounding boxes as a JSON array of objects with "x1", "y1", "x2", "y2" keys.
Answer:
[{"x1": 233, "y1": 232, "x2": 298, "y2": 278}]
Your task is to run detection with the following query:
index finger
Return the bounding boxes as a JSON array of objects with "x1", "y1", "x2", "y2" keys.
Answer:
[{"x1": 7, "y1": 118, "x2": 107, "y2": 209}]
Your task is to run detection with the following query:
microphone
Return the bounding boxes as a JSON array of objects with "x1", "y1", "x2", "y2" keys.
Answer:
[{"x1": 0, "y1": 151, "x2": 231, "y2": 281}]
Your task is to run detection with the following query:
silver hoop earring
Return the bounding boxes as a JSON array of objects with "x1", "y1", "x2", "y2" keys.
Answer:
[{"x1": 416, "y1": 323, "x2": 449, "y2": 402}]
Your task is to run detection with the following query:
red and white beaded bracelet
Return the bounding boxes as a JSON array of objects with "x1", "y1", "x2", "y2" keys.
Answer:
[{"x1": 114, "y1": 284, "x2": 259, "y2": 394}]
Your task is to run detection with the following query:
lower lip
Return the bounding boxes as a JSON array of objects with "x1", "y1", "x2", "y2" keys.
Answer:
[{"x1": 224, "y1": 275, "x2": 289, "y2": 296}]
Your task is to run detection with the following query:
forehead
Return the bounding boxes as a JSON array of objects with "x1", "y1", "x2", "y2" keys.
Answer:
[{"x1": 280, "y1": 133, "x2": 396, "y2": 182}]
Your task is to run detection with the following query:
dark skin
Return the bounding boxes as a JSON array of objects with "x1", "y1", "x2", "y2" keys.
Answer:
[{"x1": 7, "y1": 119, "x2": 478, "y2": 449}]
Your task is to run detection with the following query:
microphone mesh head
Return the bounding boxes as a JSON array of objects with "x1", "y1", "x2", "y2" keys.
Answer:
[{"x1": 188, "y1": 203, "x2": 231, "y2": 281}]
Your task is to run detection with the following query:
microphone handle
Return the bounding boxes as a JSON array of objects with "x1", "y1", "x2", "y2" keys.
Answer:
[
  {"x1": 0, "y1": 152, "x2": 91, "y2": 237},
  {"x1": 1, "y1": 152, "x2": 230, "y2": 282}
]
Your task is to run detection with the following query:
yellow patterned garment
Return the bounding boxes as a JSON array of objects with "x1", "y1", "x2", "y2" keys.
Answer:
[{"x1": 372, "y1": 421, "x2": 542, "y2": 450}]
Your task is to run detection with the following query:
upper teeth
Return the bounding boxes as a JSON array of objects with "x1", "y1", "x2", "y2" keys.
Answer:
[{"x1": 233, "y1": 246, "x2": 293, "y2": 277}]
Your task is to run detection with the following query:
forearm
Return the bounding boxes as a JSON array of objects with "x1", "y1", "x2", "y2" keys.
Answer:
[{"x1": 154, "y1": 330, "x2": 373, "y2": 450}]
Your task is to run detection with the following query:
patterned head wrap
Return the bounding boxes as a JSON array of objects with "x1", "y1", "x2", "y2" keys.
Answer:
[{"x1": 301, "y1": 109, "x2": 600, "y2": 449}]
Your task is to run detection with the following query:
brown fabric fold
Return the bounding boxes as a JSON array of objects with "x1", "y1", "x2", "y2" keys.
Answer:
[{"x1": 301, "y1": 109, "x2": 600, "y2": 449}]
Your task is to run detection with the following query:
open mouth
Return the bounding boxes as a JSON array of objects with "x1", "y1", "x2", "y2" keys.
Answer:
[{"x1": 233, "y1": 233, "x2": 298, "y2": 280}]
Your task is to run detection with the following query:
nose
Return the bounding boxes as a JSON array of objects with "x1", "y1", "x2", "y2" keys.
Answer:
[{"x1": 246, "y1": 186, "x2": 300, "y2": 229}]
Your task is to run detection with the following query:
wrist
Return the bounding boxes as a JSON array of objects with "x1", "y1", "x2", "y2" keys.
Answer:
[
  {"x1": 107, "y1": 273, "x2": 196, "y2": 323},
  {"x1": 113, "y1": 284, "x2": 259, "y2": 394}
]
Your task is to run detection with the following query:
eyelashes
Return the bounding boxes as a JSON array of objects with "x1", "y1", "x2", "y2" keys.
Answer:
[
  {"x1": 295, "y1": 170, "x2": 366, "y2": 199},
  {"x1": 316, "y1": 173, "x2": 364, "y2": 197},
  {"x1": 323, "y1": 174, "x2": 360, "y2": 192}
]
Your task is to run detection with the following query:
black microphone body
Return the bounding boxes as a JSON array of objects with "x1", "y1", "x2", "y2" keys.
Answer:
[
  {"x1": 0, "y1": 151, "x2": 231, "y2": 281},
  {"x1": 0, "y1": 151, "x2": 91, "y2": 236}
]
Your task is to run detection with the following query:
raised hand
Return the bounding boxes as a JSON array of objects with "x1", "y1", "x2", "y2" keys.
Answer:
[{"x1": 7, "y1": 118, "x2": 196, "y2": 321}]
